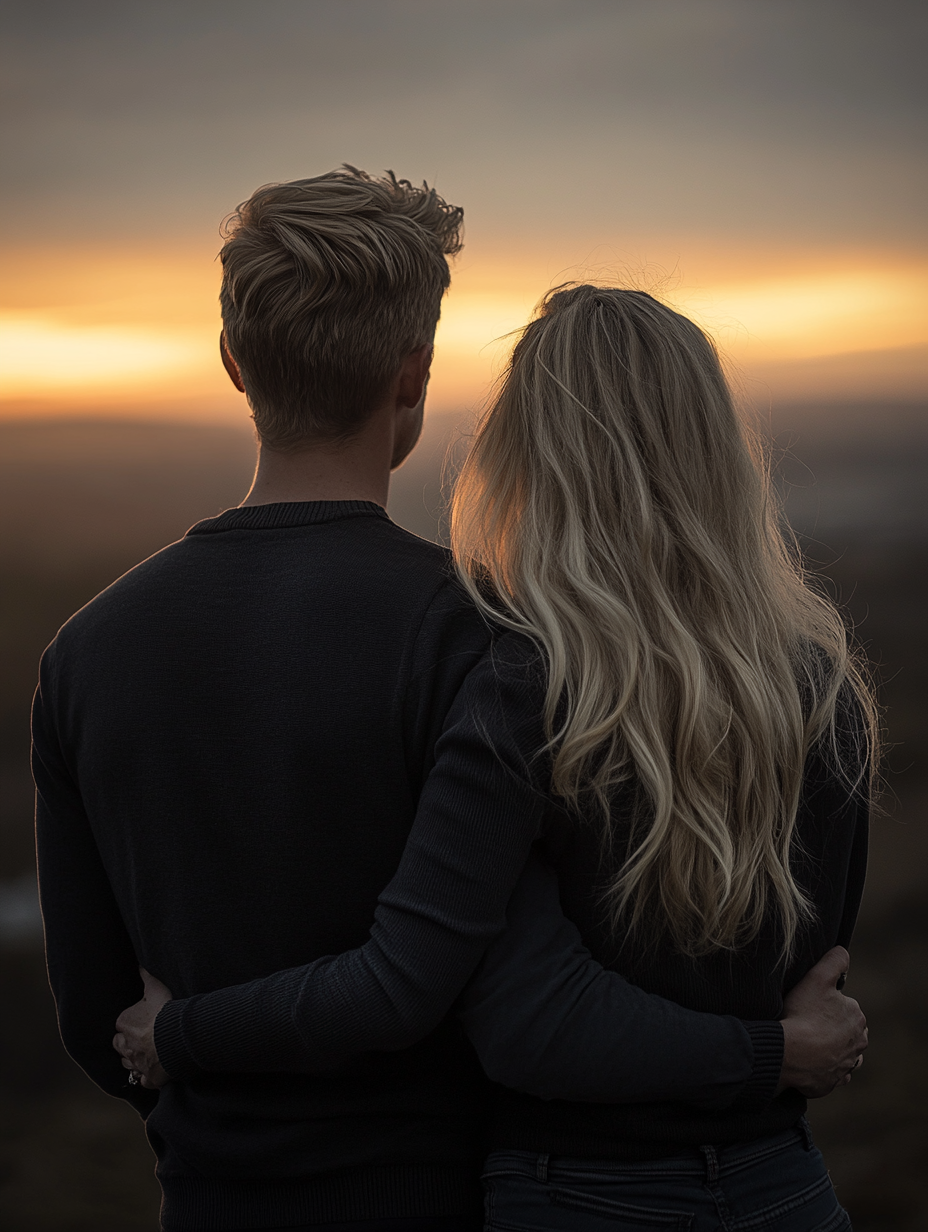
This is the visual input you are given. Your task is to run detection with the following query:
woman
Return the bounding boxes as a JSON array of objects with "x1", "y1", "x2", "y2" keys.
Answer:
[
  {"x1": 119, "y1": 286, "x2": 873, "y2": 1229},
  {"x1": 450, "y1": 285, "x2": 874, "y2": 1227}
]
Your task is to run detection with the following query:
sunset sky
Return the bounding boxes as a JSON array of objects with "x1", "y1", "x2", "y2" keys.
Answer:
[{"x1": 1, "y1": 0, "x2": 925, "y2": 424}]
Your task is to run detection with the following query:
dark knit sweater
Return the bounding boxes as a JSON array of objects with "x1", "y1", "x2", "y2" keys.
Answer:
[
  {"x1": 33, "y1": 501, "x2": 831, "y2": 1230},
  {"x1": 148, "y1": 615, "x2": 867, "y2": 1160}
]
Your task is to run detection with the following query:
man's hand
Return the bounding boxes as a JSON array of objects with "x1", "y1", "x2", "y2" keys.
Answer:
[
  {"x1": 778, "y1": 946, "x2": 868, "y2": 1098},
  {"x1": 113, "y1": 967, "x2": 173, "y2": 1089}
]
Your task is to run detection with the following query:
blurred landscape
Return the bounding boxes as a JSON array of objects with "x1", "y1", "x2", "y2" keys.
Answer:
[{"x1": 0, "y1": 403, "x2": 925, "y2": 1230}]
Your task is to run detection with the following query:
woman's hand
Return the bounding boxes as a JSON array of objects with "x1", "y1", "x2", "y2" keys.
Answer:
[{"x1": 113, "y1": 967, "x2": 173, "y2": 1089}]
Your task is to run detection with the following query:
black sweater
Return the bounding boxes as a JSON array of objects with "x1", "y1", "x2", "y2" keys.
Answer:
[
  {"x1": 148, "y1": 609, "x2": 867, "y2": 1156},
  {"x1": 33, "y1": 501, "x2": 846, "y2": 1229}
]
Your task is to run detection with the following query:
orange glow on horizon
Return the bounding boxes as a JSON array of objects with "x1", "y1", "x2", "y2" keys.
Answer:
[{"x1": 2, "y1": 244, "x2": 926, "y2": 420}]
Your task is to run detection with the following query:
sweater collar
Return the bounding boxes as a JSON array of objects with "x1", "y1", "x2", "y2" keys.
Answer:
[{"x1": 186, "y1": 500, "x2": 390, "y2": 535}]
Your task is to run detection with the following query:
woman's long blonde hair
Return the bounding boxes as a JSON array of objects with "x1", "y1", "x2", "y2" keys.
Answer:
[{"x1": 451, "y1": 285, "x2": 876, "y2": 958}]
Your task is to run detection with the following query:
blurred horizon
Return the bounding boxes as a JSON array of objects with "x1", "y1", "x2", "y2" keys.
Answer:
[{"x1": 3, "y1": 233, "x2": 926, "y2": 422}]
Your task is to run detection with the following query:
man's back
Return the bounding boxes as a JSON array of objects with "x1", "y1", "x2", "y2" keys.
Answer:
[{"x1": 34, "y1": 499, "x2": 492, "y2": 1227}]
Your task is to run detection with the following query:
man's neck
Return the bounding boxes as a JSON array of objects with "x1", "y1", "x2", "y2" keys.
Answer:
[{"x1": 240, "y1": 417, "x2": 392, "y2": 509}]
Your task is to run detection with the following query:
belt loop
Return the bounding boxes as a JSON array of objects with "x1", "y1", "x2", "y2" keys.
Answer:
[
  {"x1": 799, "y1": 1116, "x2": 815, "y2": 1151},
  {"x1": 701, "y1": 1144, "x2": 720, "y2": 1185},
  {"x1": 535, "y1": 1153, "x2": 550, "y2": 1182}
]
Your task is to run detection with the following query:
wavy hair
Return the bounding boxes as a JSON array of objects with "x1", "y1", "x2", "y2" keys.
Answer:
[{"x1": 451, "y1": 285, "x2": 876, "y2": 957}]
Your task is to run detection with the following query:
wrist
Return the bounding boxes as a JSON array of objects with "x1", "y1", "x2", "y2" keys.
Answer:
[
  {"x1": 153, "y1": 997, "x2": 200, "y2": 1081},
  {"x1": 735, "y1": 1020, "x2": 785, "y2": 1109},
  {"x1": 779, "y1": 1014, "x2": 819, "y2": 1095}
]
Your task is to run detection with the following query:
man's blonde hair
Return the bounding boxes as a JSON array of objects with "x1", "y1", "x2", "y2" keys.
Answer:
[
  {"x1": 220, "y1": 166, "x2": 463, "y2": 448},
  {"x1": 452, "y1": 285, "x2": 876, "y2": 959}
]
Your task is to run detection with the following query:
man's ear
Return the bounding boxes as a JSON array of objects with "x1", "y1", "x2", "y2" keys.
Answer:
[
  {"x1": 396, "y1": 344, "x2": 433, "y2": 409},
  {"x1": 220, "y1": 332, "x2": 246, "y2": 393}
]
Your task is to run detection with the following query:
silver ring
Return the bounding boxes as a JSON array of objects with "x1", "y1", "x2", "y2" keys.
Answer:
[{"x1": 128, "y1": 1070, "x2": 141, "y2": 1086}]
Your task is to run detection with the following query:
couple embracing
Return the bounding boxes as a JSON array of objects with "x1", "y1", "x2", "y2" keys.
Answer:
[{"x1": 34, "y1": 167, "x2": 871, "y2": 1232}]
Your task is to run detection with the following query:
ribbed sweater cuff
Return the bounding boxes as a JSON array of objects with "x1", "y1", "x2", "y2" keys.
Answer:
[
  {"x1": 735, "y1": 1019, "x2": 784, "y2": 1110},
  {"x1": 154, "y1": 1000, "x2": 201, "y2": 1080},
  {"x1": 154, "y1": 966, "x2": 315, "y2": 1080}
]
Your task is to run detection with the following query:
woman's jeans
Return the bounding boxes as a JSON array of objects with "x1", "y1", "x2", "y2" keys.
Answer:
[{"x1": 482, "y1": 1122, "x2": 850, "y2": 1231}]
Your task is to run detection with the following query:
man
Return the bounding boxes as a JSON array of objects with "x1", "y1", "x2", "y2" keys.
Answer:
[{"x1": 34, "y1": 168, "x2": 865, "y2": 1232}]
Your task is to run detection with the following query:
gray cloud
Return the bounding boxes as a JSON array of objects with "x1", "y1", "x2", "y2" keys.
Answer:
[{"x1": 1, "y1": 0, "x2": 925, "y2": 245}]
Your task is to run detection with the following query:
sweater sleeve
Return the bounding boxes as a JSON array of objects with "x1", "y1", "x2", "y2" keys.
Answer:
[
  {"x1": 155, "y1": 637, "x2": 782, "y2": 1110},
  {"x1": 33, "y1": 648, "x2": 158, "y2": 1118}
]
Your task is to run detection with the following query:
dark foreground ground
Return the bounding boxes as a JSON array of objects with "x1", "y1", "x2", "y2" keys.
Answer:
[{"x1": 0, "y1": 403, "x2": 925, "y2": 1230}]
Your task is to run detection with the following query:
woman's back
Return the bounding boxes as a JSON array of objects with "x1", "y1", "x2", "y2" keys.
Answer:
[{"x1": 453, "y1": 284, "x2": 874, "y2": 1228}]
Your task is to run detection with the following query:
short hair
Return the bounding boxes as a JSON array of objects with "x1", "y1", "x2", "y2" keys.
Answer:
[{"x1": 219, "y1": 166, "x2": 464, "y2": 448}]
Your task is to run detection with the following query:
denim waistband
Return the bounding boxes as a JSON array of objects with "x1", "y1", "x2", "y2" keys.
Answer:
[{"x1": 484, "y1": 1121, "x2": 815, "y2": 1187}]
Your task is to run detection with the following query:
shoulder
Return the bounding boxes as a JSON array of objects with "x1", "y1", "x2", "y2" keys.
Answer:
[
  {"x1": 488, "y1": 629, "x2": 548, "y2": 684},
  {"x1": 330, "y1": 516, "x2": 469, "y2": 622},
  {"x1": 37, "y1": 541, "x2": 196, "y2": 714},
  {"x1": 375, "y1": 518, "x2": 452, "y2": 567},
  {"x1": 440, "y1": 630, "x2": 551, "y2": 778},
  {"x1": 51, "y1": 537, "x2": 194, "y2": 652},
  {"x1": 465, "y1": 631, "x2": 549, "y2": 727},
  {"x1": 48, "y1": 538, "x2": 190, "y2": 658}
]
